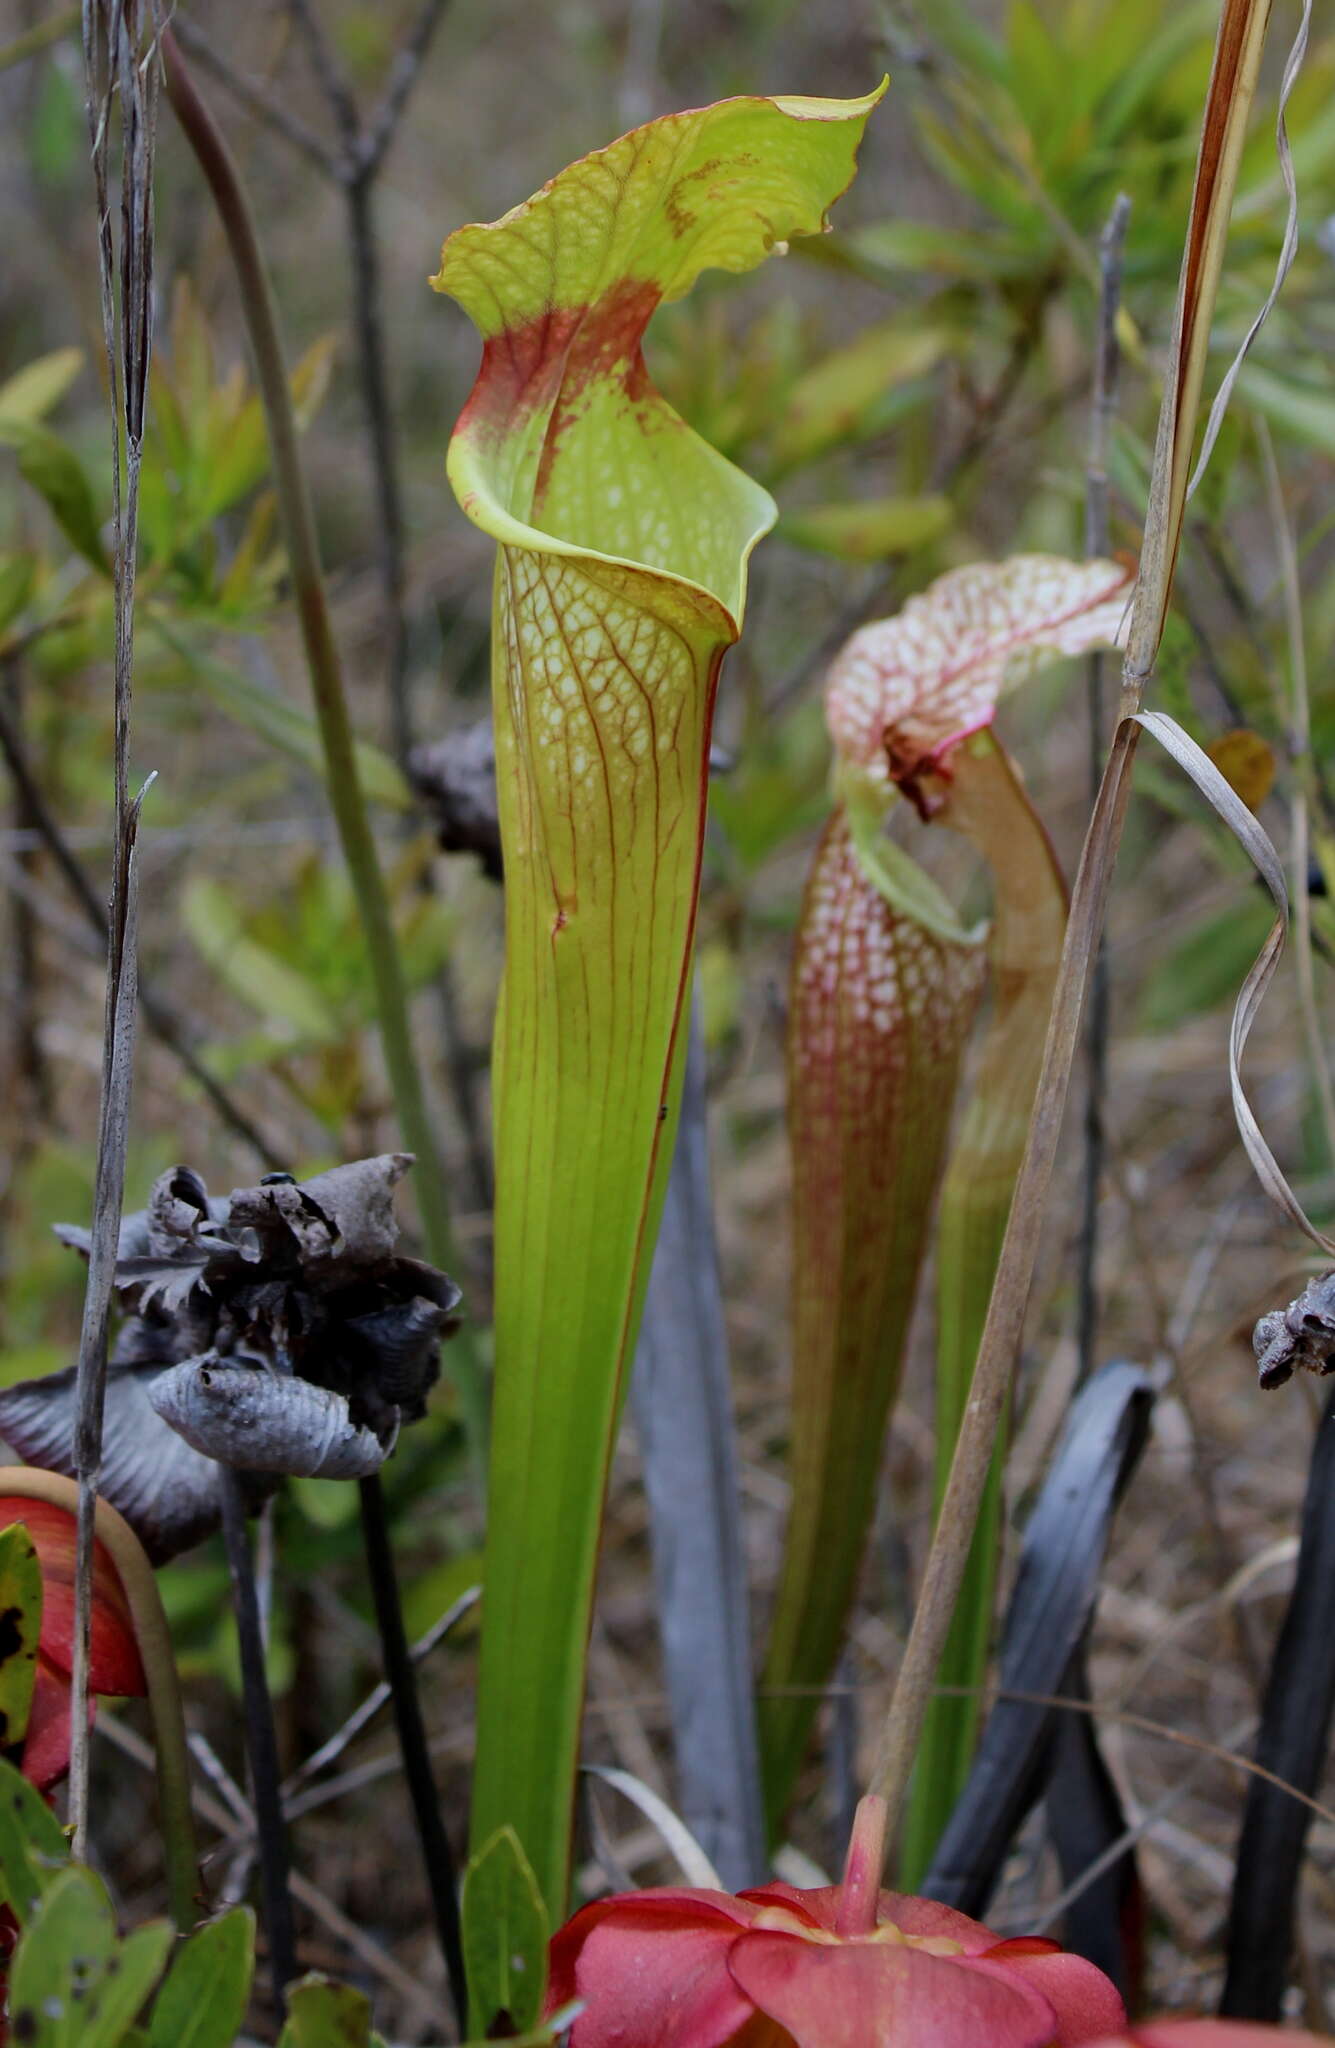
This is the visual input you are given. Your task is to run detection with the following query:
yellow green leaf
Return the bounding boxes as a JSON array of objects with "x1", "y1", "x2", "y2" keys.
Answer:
[{"x1": 434, "y1": 83, "x2": 884, "y2": 1918}]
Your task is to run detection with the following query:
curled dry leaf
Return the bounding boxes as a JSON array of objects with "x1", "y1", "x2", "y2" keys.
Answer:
[
  {"x1": 148, "y1": 1357, "x2": 391, "y2": 1478},
  {"x1": 1253, "y1": 1272, "x2": 1335, "y2": 1390},
  {"x1": 0, "y1": 1156, "x2": 460, "y2": 1561}
]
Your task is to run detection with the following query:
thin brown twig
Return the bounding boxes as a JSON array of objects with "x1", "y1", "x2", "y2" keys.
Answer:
[
  {"x1": 97, "y1": 1714, "x2": 444, "y2": 2028},
  {"x1": 168, "y1": 14, "x2": 337, "y2": 174},
  {"x1": 284, "y1": 0, "x2": 358, "y2": 148},
  {"x1": 359, "y1": 0, "x2": 454, "y2": 178},
  {"x1": 0, "y1": 687, "x2": 278, "y2": 1164}
]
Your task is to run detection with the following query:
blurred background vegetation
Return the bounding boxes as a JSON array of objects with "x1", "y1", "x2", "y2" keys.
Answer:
[{"x1": 2, "y1": 0, "x2": 1335, "y2": 2034}]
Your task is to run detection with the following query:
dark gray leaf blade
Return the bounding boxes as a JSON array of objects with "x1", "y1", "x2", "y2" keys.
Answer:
[
  {"x1": 0, "y1": 1362, "x2": 275, "y2": 1563},
  {"x1": 628, "y1": 1000, "x2": 766, "y2": 1889},
  {"x1": 922, "y1": 1359, "x2": 1154, "y2": 1916},
  {"x1": 1220, "y1": 1378, "x2": 1335, "y2": 2021},
  {"x1": 1043, "y1": 1650, "x2": 1144, "y2": 2001}
]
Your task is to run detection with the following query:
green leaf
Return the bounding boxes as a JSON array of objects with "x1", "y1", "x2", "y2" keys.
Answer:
[
  {"x1": 1138, "y1": 894, "x2": 1275, "y2": 1034},
  {"x1": 149, "y1": 624, "x2": 411, "y2": 811},
  {"x1": 780, "y1": 493, "x2": 952, "y2": 561},
  {"x1": 0, "y1": 1524, "x2": 42, "y2": 1754},
  {"x1": 434, "y1": 83, "x2": 885, "y2": 1919},
  {"x1": 147, "y1": 1907, "x2": 255, "y2": 2048},
  {"x1": 1237, "y1": 361, "x2": 1335, "y2": 458},
  {"x1": 277, "y1": 1973, "x2": 374, "y2": 2048},
  {"x1": 0, "y1": 349, "x2": 84, "y2": 425},
  {"x1": 7, "y1": 1866, "x2": 172, "y2": 2048},
  {"x1": 840, "y1": 766, "x2": 980, "y2": 947},
  {"x1": 0, "y1": 552, "x2": 36, "y2": 634},
  {"x1": 461, "y1": 1827, "x2": 548, "y2": 2038},
  {"x1": 182, "y1": 877, "x2": 338, "y2": 1043},
  {"x1": 0, "y1": 418, "x2": 109, "y2": 573},
  {"x1": 0, "y1": 1753, "x2": 71, "y2": 1919},
  {"x1": 771, "y1": 316, "x2": 953, "y2": 469}
]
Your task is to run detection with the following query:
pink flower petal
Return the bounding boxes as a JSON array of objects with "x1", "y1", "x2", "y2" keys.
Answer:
[
  {"x1": 729, "y1": 1929, "x2": 1062, "y2": 2048},
  {"x1": 736, "y1": 1885, "x2": 842, "y2": 1933},
  {"x1": 965, "y1": 1947, "x2": 1126, "y2": 2045},
  {"x1": 548, "y1": 1894, "x2": 763, "y2": 2048},
  {"x1": 877, "y1": 1893, "x2": 1019, "y2": 1955},
  {"x1": 1090, "y1": 2026, "x2": 1331, "y2": 2047}
]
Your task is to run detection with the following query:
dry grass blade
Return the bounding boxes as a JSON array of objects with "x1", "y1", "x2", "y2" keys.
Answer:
[
  {"x1": 1185, "y1": 0, "x2": 1312, "y2": 499},
  {"x1": 1135, "y1": 709, "x2": 1334, "y2": 1254},
  {"x1": 582, "y1": 1764, "x2": 723, "y2": 1890},
  {"x1": 71, "y1": 0, "x2": 161, "y2": 1860},
  {"x1": 1125, "y1": 0, "x2": 1275, "y2": 692},
  {"x1": 872, "y1": 0, "x2": 1284, "y2": 1844}
]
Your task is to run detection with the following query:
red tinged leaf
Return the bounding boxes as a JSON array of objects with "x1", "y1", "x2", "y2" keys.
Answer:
[
  {"x1": 759, "y1": 813, "x2": 985, "y2": 1821},
  {"x1": 0, "y1": 1499, "x2": 145, "y2": 1699},
  {"x1": 823, "y1": 557, "x2": 1132, "y2": 810}
]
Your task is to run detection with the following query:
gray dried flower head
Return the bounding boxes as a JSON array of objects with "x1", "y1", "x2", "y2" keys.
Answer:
[
  {"x1": 1253, "y1": 1271, "x2": 1335, "y2": 1389},
  {"x1": 0, "y1": 1154, "x2": 462, "y2": 1561}
]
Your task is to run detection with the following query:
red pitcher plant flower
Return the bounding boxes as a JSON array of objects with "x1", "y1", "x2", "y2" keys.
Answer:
[
  {"x1": 547, "y1": 1795, "x2": 1126, "y2": 2047},
  {"x1": 1091, "y1": 2029, "x2": 1332, "y2": 2046},
  {"x1": 0, "y1": 1494, "x2": 146, "y2": 1791}
]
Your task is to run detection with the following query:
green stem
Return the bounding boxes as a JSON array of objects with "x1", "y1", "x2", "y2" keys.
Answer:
[
  {"x1": 0, "y1": 1469, "x2": 199, "y2": 1931},
  {"x1": 160, "y1": 28, "x2": 487, "y2": 1455},
  {"x1": 0, "y1": 6, "x2": 77, "y2": 74}
]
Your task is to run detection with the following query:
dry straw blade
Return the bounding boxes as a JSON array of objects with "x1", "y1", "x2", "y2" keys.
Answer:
[
  {"x1": 872, "y1": 0, "x2": 1293, "y2": 1843},
  {"x1": 901, "y1": 734, "x2": 1071, "y2": 1884}
]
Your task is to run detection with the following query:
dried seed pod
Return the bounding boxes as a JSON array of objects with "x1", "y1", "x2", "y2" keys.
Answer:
[{"x1": 148, "y1": 1357, "x2": 392, "y2": 1479}]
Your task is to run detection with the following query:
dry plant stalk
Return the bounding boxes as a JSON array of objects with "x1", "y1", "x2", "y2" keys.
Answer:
[
  {"x1": 69, "y1": 0, "x2": 161, "y2": 1857},
  {"x1": 872, "y1": 0, "x2": 1281, "y2": 1839}
]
